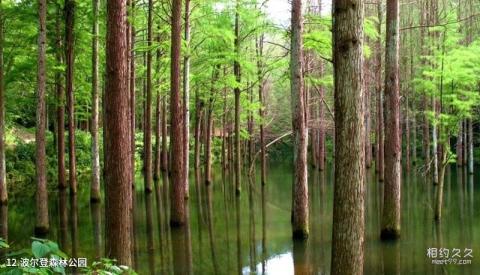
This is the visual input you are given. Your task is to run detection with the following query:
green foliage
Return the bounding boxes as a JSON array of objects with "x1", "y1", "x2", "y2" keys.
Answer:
[{"x1": 0, "y1": 238, "x2": 136, "y2": 274}]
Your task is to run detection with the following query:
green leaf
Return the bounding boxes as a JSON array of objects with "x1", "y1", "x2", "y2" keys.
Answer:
[{"x1": 31, "y1": 241, "x2": 50, "y2": 258}]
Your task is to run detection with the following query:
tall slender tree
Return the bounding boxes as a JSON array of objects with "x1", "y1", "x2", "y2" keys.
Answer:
[
  {"x1": 65, "y1": 0, "x2": 77, "y2": 194},
  {"x1": 170, "y1": 0, "x2": 185, "y2": 226},
  {"x1": 256, "y1": 33, "x2": 266, "y2": 185},
  {"x1": 381, "y1": 0, "x2": 401, "y2": 240},
  {"x1": 233, "y1": 0, "x2": 242, "y2": 195},
  {"x1": 0, "y1": 0, "x2": 7, "y2": 205},
  {"x1": 90, "y1": 0, "x2": 101, "y2": 202},
  {"x1": 290, "y1": 0, "x2": 309, "y2": 240},
  {"x1": 375, "y1": 0, "x2": 384, "y2": 180},
  {"x1": 35, "y1": 0, "x2": 49, "y2": 235},
  {"x1": 129, "y1": 0, "x2": 136, "y2": 183},
  {"x1": 55, "y1": 5, "x2": 66, "y2": 190},
  {"x1": 331, "y1": 0, "x2": 365, "y2": 273},
  {"x1": 183, "y1": 0, "x2": 191, "y2": 198},
  {"x1": 144, "y1": 0, "x2": 153, "y2": 193},
  {"x1": 104, "y1": 0, "x2": 132, "y2": 265}
]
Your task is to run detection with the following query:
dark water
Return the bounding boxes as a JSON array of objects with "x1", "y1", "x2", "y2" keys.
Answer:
[{"x1": 2, "y1": 163, "x2": 480, "y2": 274}]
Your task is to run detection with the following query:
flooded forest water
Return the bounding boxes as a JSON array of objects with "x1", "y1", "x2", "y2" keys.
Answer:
[{"x1": 3, "y1": 162, "x2": 480, "y2": 274}]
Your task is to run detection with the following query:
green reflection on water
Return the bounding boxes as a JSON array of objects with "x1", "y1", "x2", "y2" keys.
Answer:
[{"x1": 3, "y1": 163, "x2": 480, "y2": 274}]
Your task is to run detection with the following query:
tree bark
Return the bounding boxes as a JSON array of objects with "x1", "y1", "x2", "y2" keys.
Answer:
[
  {"x1": 35, "y1": 0, "x2": 49, "y2": 235},
  {"x1": 256, "y1": 33, "x2": 266, "y2": 184},
  {"x1": 105, "y1": 0, "x2": 132, "y2": 265},
  {"x1": 194, "y1": 92, "x2": 203, "y2": 172},
  {"x1": 65, "y1": 0, "x2": 77, "y2": 194},
  {"x1": 161, "y1": 96, "x2": 168, "y2": 172},
  {"x1": 183, "y1": 0, "x2": 191, "y2": 198},
  {"x1": 318, "y1": 62, "x2": 326, "y2": 171},
  {"x1": 170, "y1": 0, "x2": 185, "y2": 226},
  {"x1": 129, "y1": 0, "x2": 136, "y2": 182},
  {"x1": 234, "y1": 1, "x2": 242, "y2": 195},
  {"x1": 55, "y1": 5, "x2": 67, "y2": 191},
  {"x1": 0, "y1": 0, "x2": 7, "y2": 204},
  {"x1": 90, "y1": 0, "x2": 101, "y2": 202},
  {"x1": 375, "y1": 0, "x2": 384, "y2": 181},
  {"x1": 381, "y1": 0, "x2": 401, "y2": 240},
  {"x1": 331, "y1": 0, "x2": 365, "y2": 273},
  {"x1": 290, "y1": 0, "x2": 309, "y2": 240},
  {"x1": 468, "y1": 119, "x2": 473, "y2": 174},
  {"x1": 205, "y1": 101, "x2": 213, "y2": 185},
  {"x1": 144, "y1": 0, "x2": 153, "y2": 193}
]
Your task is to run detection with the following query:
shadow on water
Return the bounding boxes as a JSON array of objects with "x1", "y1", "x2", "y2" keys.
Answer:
[{"x1": 3, "y1": 163, "x2": 480, "y2": 274}]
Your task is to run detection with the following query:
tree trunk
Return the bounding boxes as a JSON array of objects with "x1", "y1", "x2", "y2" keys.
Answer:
[
  {"x1": 234, "y1": 1, "x2": 242, "y2": 195},
  {"x1": 0, "y1": 0, "x2": 7, "y2": 204},
  {"x1": 170, "y1": 0, "x2": 185, "y2": 226},
  {"x1": 375, "y1": 0, "x2": 384, "y2": 181},
  {"x1": 194, "y1": 91, "x2": 203, "y2": 171},
  {"x1": 364, "y1": 64, "x2": 372, "y2": 169},
  {"x1": 205, "y1": 102, "x2": 213, "y2": 185},
  {"x1": 290, "y1": 0, "x2": 309, "y2": 240},
  {"x1": 256, "y1": 33, "x2": 266, "y2": 184},
  {"x1": 127, "y1": 0, "x2": 136, "y2": 185},
  {"x1": 457, "y1": 122, "x2": 463, "y2": 166},
  {"x1": 318, "y1": 62, "x2": 326, "y2": 171},
  {"x1": 144, "y1": 0, "x2": 154, "y2": 193},
  {"x1": 381, "y1": 0, "x2": 401, "y2": 241},
  {"x1": 35, "y1": 0, "x2": 49, "y2": 236},
  {"x1": 154, "y1": 93, "x2": 161, "y2": 181},
  {"x1": 129, "y1": 0, "x2": 136, "y2": 183},
  {"x1": 90, "y1": 0, "x2": 101, "y2": 202},
  {"x1": 161, "y1": 96, "x2": 168, "y2": 172},
  {"x1": 105, "y1": 0, "x2": 132, "y2": 265},
  {"x1": 55, "y1": 5, "x2": 67, "y2": 191},
  {"x1": 183, "y1": 0, "x2": 191, "y2": 198},
  {"x1": 331, "y1": 0, "x2": 365, "y2": 273},
  {"x1": 65, "y1": 0, "x2": 77, "y2": 194},
  {"x1": 468, "y1": 119, "x2": 473, "y2": 174}
]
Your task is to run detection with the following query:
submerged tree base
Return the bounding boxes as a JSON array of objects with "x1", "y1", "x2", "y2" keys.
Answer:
[
  {"x1": 34, "y1": 226, "x2": 49, "y2": 237},
  {"x1": 170, "y1": 220, "x2": 185, "y2": 228},
  {"x1": 380, "y1": 228, "x2": 400, "y2": 241},
  {"x1": 292, "y1": 228, "x2": 309, "y2": 240}
]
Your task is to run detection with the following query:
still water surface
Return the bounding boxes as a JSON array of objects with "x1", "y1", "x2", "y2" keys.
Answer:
[{"x1": 4, "y1": 163, "x2": 480, "y2": 274}]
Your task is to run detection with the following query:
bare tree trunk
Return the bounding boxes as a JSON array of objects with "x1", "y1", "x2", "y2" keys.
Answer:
[
  {"x1": 194, "y1": 92, "x2": 203, "y2": 171},
  {"x1": 375, "y1": 0, "x2": 384, "y2": 181},
  {"x1": 65, "y1": 0, "x2": 77, "y2": 194},
  {"x1": 290, "y1": 0, "x2": 309, "y2": 240},
  {"x1": 364, "y1": 65, "x2": 372, "y2": 169},
  {"x1": 381, "y1": 0, "x2": 401, "y2": 241},
  {"x1": 154, "y1": 93, "x2": 161, "y2": 181},
  {"x1": 205, "y1": 101, "x2": 213, "y2": 185},
  {"x1": 0, "y1": 0, "x2": 7, "y2": 204},
  {"x1": 161, "y1": 96, "x2": 168, "y2": 172},
  {"x1": 256, "y1": 33, "x2": 266, "y2": 184},
  {"x1": 105, "y1": 0, "x2": 132, "y2": 265},
  {"x1": 170, "y1": 0, "x2": 185, "y2": 226},
  {"x1": 318, "y1": 62, "x2": 326, "y2": 171},
  {"x1": 35, "y1": 0, "x2": 49, "y2": 235},
  {"x1": 183, "y1": 0, "x2": 191, "y2": 198},
  {"x1": 331, "y1": 0, "x2": 365, "y2": 273},
  {"x1": 55, "y1": 6, "x2": 67, "y2": 190},
  {"x1": 129, "y1": 0, "x2": 136, "y2": 182},
  {"x1": 234, "y1": 1, "x2": 242, "y2": 195},
  {"x1": 90, "y1": 0, "x2": 101, "y2": 202},
  {"x1": 144, "y1": 0, "x2": 154, "y2": 193},
  {"x1": 457, "y1": 122, "x2": 463, "y2": 166},
  {"x1": 468, "y1": 119, "x2": 473, "y2": 174}
]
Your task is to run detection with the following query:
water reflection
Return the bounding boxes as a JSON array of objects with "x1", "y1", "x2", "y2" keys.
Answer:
[
  {"x1": 3, "y1": 164, "x2": 480, "y2": 273},
  {"x1": 90, "y1": 201, "x2": 102, "y2": 260}
]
